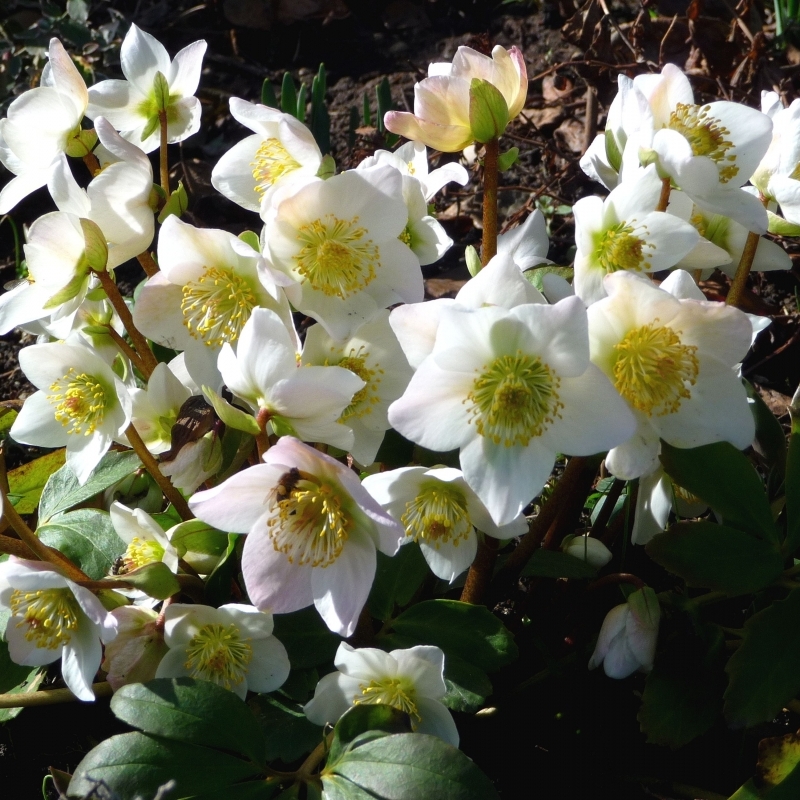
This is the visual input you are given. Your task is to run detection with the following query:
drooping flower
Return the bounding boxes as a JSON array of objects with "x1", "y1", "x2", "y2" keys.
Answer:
[
  {"x1": 10, "y1": 340, "x2": 132, "y2": 484},
  {"x1": 0, "y1": 38, "x2": 89, "y2": 213},
  {"x1": 587, "y1": 270, "x2": 755, "y2": 480},
  {"x1": 188, "y1": 436, "x2": 405, "y2": 637},
  {"x1": 362, "y1": 466, "x2": 527, "y2": 582},
  {"x1": 561, "y1": 533, "x2": 612, "y2": 569},
  {"x1": 388, "y1": 298, "x2": 636, "y2": 525},
  {"x1": 101, "y1": 606, "x2": 168, "y2": 691},
  {"x1": 155, "y1": 603, "x2": 290, "y2": 699},
  {"x1": 218, "y1": 307, "x2": 365, "y2": 451},
  {"x1": 86, "y1": 24, "x2": 206, "y2": 152},
  {"x1": 304, "y1": 642, "x2": 459, "y2": 746},
  {"x1": 130, "y1": 361, "x2": 192, "y2": 456},
  {"x1": 109, "y1": 501, "x2": 179, "y2": 575},
  {"x1": 263, "y1": 166, "x2": 423, "y2": 340},
  {"x1": 211, "y1": 98, "x2": 322, "y2": 214},
  {"x1": 384, "y1": 45, "x2": 527, "y2": 151},
  {"x1": 300, "y1": 310, "x2": 414, "y2": 465},
  {"x1": 589, "y1": 587, "x2": 660, "y2": 678},
  {"x1": 0, "y1": 557, "x2": 117, "y2": 701}
]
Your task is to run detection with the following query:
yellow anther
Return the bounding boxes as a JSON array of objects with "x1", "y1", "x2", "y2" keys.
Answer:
[
  {"x1": 184, "y1": 623, "x2": 253, "y2": 690},
  {"x1": 401, "y1": 482, "x2": 471, "y2": 550},
  {"x1": 48, "y1": 369, "x2": 108, "y2": 436}
]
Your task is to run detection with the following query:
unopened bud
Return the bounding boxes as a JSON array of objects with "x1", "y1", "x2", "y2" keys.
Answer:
[
  {"x1": 65, "y1": 127, "x2": 99, "y2": 158},
  {"x1": 469, "y1": 78, "x2": 510, "y2": 144}
]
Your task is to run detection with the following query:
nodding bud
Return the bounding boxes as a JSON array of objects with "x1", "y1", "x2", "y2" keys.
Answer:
[
  {"x1": 465, "y1": 244, "x2": 482, "y2": 277},
  {"x1": 80, "y1": 218, "x2": 109, "y2": 272},
  {"x1": 469, "y1": 78, "x2": 510, "y2": 144}
]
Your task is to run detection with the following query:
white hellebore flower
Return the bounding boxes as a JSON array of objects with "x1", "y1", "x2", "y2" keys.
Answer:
[
  {"x1": 301, "y1": 310, "x2": 413, "y2": 465},
  {"x1": 11, "y1": 341, "x2": 132, "y2": 484},
  {"x1": 48, "y1": 117, "x2": 155, "y2": 269},
  {"x1": 304, "y1": 642, "x2": 459, "y2": 746},
  {"x1": 362, "y1": 466, "x2": 527, "y2": 582},
  {"x1": 212, "y1": 98, "x2": 322, "y2": 214},
  {"x1": 589, "y1": 586, "x2": 660, "y2": 678},
  {"x1": 219, "y1": 307, "x2": 364, "y2": 451},
  {"x1": 110, "y1": 501, "x2": 180, "y2": 574},
  {"x1": 587, "y1": 270, "x2": 755, "y2": 481},
  {"x1": 130, "y1": 361, "x2": 192, "y2": 455},
  {"x1": 496, "y1": 208, "x2": 552, "y2": 272},
  {"x1": 87, "y1": 24, "x2": 206, "y2": 152},
  {"x1": 573, "y1": 166, "x2": 703, "y2": 304},
  {"x1": 101, "y1": 606, "x2": 168, "y2": 691},
  {"x1": 133, "y1": 215, "x2": 293, "y2": 391},
  {"x1": 264, "y1": 166, "x2": 423, "y2": 339},
  {"x1": 0, "y1": 39, "x2": 89, "y2": 213},
  {"x1": 189, "y1": 436, "x2": 405, "y2": 637},
  {"x1": 388, "y1": 298, "x2": 636, "y2": 526},
  {"x1": 155, "y1": 603, "x2": 289, "y2": 699},
  {"x1": 0, "y1": 558, "x2": 117, "y2": 701},
  {"x1": 561, "y1": 534, "x2": 612, "y2": 569}
]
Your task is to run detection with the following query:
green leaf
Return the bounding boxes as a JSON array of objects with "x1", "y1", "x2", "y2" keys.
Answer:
[
  {"x1": 368, "y1": 544, "x2": 429, "y2": 622},
  {"x1": 192, "y1": 781, "x2": 281, "y2": 800},
  {"x1": 115, "y1": 562, "x2": 180, "y2": 600},
  {"x1": 249, "y1": 694, "x2": 323, "y2": 763},
  {"x1": 296, "y1": 82, "x2": 307, "y2": 124},
  {"x1": 157, "y1": 180, "x2": 189, "y2": 223},
  {"x1": 203, "y1": 385, "x2": 260, "y2": 435},
  {"x1": 745, "y1": 381, "x2": 787, "y2": 483},
  {"x1": 646, "y1": 521, "x2": 784, "y2": 595},
  {"x1": 281, "y1": 73, "x2": 298, "y2": 119},
  {"x1": 786, "y1": 426, "x2": 800, "y2": 557},
  {"x1": 261, "y1": 79, "x2": 279, "y2": 109},
  {"x1": 521, "y1": 548, "x2": 597, "y2": 579},
  {"x1": 323, "y1": 732, "x2": 498, "y2": 800},
  {"x1": 38, "y1": 509, "x2": 124, "y2": 580},
  {"x1": 6, "y1": 449, "x2": 66, "y2": 513},
  {"x1": 497, "y1": 146, "x2": 519, "y2": 171},
  {"x1": 327, "y1": 705, "x2": 412, "y2": 767},
  {"x1": 316, "y1": 154, "x2": 336, "y2": 180},
  {"x1": 169, "y1": 519, "x2": 228, "y2": 559},
  {"x1": 272, "y1": 607, "x2": 341, "y2": 669},
  {"x1": 747, "y1": 730, "x2": 800, "y2": 799},
  {"x1": 67, "y1": 732, "x2": 261, "y2": 799},
  {"x1": 203, "y1": 534, "x2": 242, "y2": 607},
  {"x1": 638, "y1": 627, "x2": 725, "y2": 748},
  {"x1": 238, "y1": 230, "x2": 261, "y2": 252},
  {"x1": 468, "y1": 78, "x2": 509, "y2": 143},
  {"x1": 386, "y1": 600, "x2": 517, "y2": 672},
  {"x1": 375, "y1": 77, "x2": 392, "y2": 133},
  {"x1": 111, "y1": 678, "x2": 267, "y2": 765},
  {"x1": 441, "y1": 654, "x2": 492, "y2": 713},
  {"x1": 660, "y1": 441, "x2": 779, "y2": 542},
  {"x1": 767, "y1": 210, "x2": 800, "y2": 236},
  {"x1": 0, "y1": 407, "x2": 17, "y2": 436},
  {"x1": 39, "y1": 450, "x2": 141, "y2": 524},
  {"x1": 724, "y1": 589, "x2": 800, "y2": 726},
  {"x1": 605, "y1": 128, "x2": 622, "y2": 172},
  {"x1": 523, "y1": 265, "x2": 574, "y2": 293}
]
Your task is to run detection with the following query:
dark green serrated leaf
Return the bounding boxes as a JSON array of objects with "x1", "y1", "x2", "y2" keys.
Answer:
[
  {"x1": 111, "y1": 679, "x2": 266, "y2": 766},
  {"x1": 272, "y1": 607, "x2": 341, "y2": 669},
  {"x1": 38, "y1": 509, "x2": 124, "y2": 580},
  {"x1": 6, "y1": 449, "x2": 66, "y2": 513},
  {"x1": 442, "y1": 654, "x2": 492, "y2": 713},
  {"x1": 724, "y1": 589, "x2": 800, "y2": 727},
  {"x1": 324, "y1": 733, "x2": 498, "y2": 800},
  {"x1": 249, "y1": 694, "x2": 323, "y2": 763},
  {"x1": 386, "y1": 600, "x2": 517, "y2": 672},
  {"x1": 521, "y1": 548, "x2": 597, "y2": 579},
  {"x1": 327, "y1": 705, "x2": 412, "y2": 767},
  {"x1": 67, "y1": 732, "x2": 261, "y2": 799},
  {"x1": 368, "y1": 544, "x2": 429, "y2": 622},
  {"x1": 39, "y1": 450, "x2": 141, "y2": 523},
  {"x1": 646, "y1": 521, "x2": 783, "y2": 595},
  {"x1": 660, "y1": 441, "x2": 778, "y2": 542}
]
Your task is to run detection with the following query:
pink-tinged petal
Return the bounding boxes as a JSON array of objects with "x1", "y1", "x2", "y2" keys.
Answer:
[
  {"x1": 311, "y1": 535, "x2": 376, "y2": 637},
  {"x1": 384, "y1": 111, "x2": 472, "y2": 153},
  {"x1": 241, "y1": 530, "x2": 315, "y2": 613},
  {"x1": 189, "y1": 464, "x2": 286, "y2": 532},
  {"x1": 246, "y1": 637, "x2": 291, "y2": 693},
  {"x1": 47, "y1": 38, "x2": 88, "y2": 113}
]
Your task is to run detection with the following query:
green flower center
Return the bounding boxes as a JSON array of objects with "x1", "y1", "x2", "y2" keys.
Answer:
[
  {"x1": 48, "y1": 369, "x2": 109, "y2": 436},
  {"x1": 467, "y1": 351, "x2": 562, "y2": 446},
  {"x1": 613, "y1": 323, "x2": 699, "y2": 416},
  {"x1": 10, "y1": 588, "x2": 80, "y2": 650},
  {"x1": 401, "y1": 482, "x2": 472, "y2": 549},
  {"x1": 184, "y1": 623, "x2": 252, "y2": 690}
]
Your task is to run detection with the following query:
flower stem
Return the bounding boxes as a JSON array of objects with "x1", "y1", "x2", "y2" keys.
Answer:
[
  {"x1": 656, "y1": 177, "x2": 671, "y2": 213},
  {"x1": 82, "y1": 152, "x2": 101, "y2": 177},
  {"x1": 137, "y1": 251, "x2": 159, "y2": 277},
  {"x1": 0, "y1": 532, "x2": 38, "y2": 559},
  {"x1": 460, "y1": 535, "x2": 499, "y2": 604},
  {"x1": 125, "y1": 423, "x2": 194, "y2": 521},
  {"x1": 726, "y1": 230, "x2": 760, "y2": 309},
  {"x1": 159, "y1": 110, "x2": 170, "y2": 197},
  {"x1": 0, "y1": 682, "x2": 112, "y2": 708},
  {"x1": 92, "y1": 268, "x2": 158, "y2": 379},
  {"x1": 587, "y1": 572, "x2": 645, "y2": 592},
  {"x1": 481, "y1": 138, "x2": 500, "y2": 266},
  {"x1": 256, "y1": 408, "x2": 272, "y2": 460},
  {"x1": 104, "y1": 325, "x2": 149, "y2": 375}
]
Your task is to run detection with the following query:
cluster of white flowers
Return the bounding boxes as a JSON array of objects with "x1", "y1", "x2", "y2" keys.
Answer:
[{"x1": 0, "y1": 24, "x2": 791, "y2": 718}]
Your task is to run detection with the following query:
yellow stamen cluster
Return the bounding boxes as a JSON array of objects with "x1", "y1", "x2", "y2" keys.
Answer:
[
  {"x1": 667, "y1": 103, "x2": 738, "y2": 183},
  {"x1": 398, "y1": 225, "x2": 414, "y2": 247},
  {"x1": 181, "y1": 266, "x2": 257, "y2": 348},
  {"x1": 401, "y1": 482, "x2": 471, "y2": 550},
  {"x1": 356, "y1": 676, "x2": 420, "y2": 722},
  {"x1": 10, "y1": 588, "x2": 80, "y2": 650},
  {"x1": 338, "y1": 348, "x2": 382, "y2": 420},
  {"x1": 671, "y1": 481, "x2": 703, "y2": 506},
  {"x1": 251, "y1": 138, "x2": 302, "y2": 195},
  {"x1": 597, "y1": 222, "x2": 651, "y2": 274},
  {"x1": 268, "y1": 476, "x2": 351, "y2": 567},
  {"x1": 612, "y1": 323, "x2": 699, "y2": 416},
  {"x1": 48, "y1": 369, "x2": 108, "y2": 436},
  {"x1": 467, "y1": 351, "x2": 562, "y2": 447},
  {"x1": 293, "y1": 215, "x2": 379, "y2": 298},
  {"x1": 122, "y1": 537, "x2": 165, "y2": 572},
  {"x1": 184, "y1": 623, "x2": 253, "y2": 690}
]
